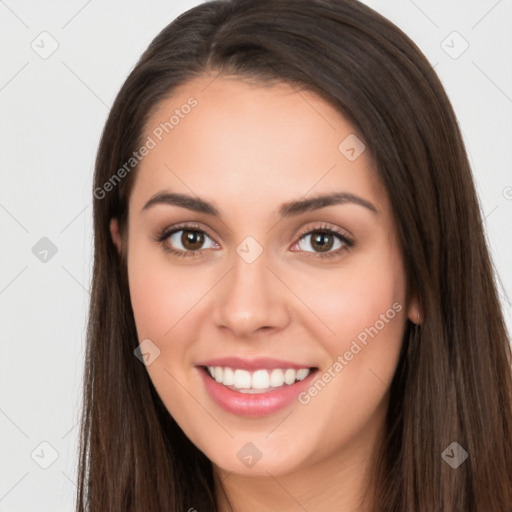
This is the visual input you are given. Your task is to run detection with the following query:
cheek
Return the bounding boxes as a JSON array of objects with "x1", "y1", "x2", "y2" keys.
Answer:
[
  {"x1": 126, "y1": 247, "x2": 209, "y2": 422},
  {"x1": 294, "y1": 245, "x2": 406, "y2": 362},
  {"x1": 287, "y1": 249, "x2": 407, "y2": 448},
  {"x1": 127, "y1": 245, "x2": 209, "y2": 340}
]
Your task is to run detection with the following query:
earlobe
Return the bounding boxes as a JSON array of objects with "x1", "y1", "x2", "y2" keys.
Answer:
[
  {"x1": 407, "y1": 296, "x2": 422, "y2": 325},
  {"x1": 109, "y1": 218, "x2": 122, "y2": 254}
]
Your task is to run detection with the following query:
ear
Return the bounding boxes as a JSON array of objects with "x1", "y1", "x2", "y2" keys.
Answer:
[
  {"x1": 407, "y1": 294, "x2": 422, "y2": 325},
  {"x1": 109, "y1": 218, "x2": 122, "y2": 254}
]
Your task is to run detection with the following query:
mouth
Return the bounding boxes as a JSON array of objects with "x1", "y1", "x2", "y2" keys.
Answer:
[
  {"x1": 196, "y1": 360, "x2": 319, "y2": 417},
  {"x1": 200, "y1": 365, "x2": 316, "y2": 394}
]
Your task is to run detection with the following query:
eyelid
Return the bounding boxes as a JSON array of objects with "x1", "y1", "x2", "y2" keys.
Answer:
[
  {"x1": 157, "y1": 221, "x2": 219, "y2": 244},
  {"x1": 294, "y1": 222, "x2": 353, "y2": 243}
]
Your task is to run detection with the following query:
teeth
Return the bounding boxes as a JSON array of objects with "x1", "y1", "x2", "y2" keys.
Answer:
[
  {"x1": 252, "y1": 369, "x2": 270, "y2": 389},
  {"x1": 269, "y1": 368, "x2": 285, "y2": 387},
  {"x1": 233, "y1": 369, "x2": 251, "y2": 389},
  {"x1": 205, "y1": 366, "x2": 312, "y2": 391},
  {"x1": 223, "y1": 367, "x2": 235, "y2": 386},
  {"x1": 296, "y1": 368, "x2": 310, "y2": 380},
  {"x1": 284, "y1": 368, "x2": 296, "y2": 385}
]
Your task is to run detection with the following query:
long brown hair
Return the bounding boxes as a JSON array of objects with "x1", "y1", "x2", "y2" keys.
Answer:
[{"x1": 77, "y1": 0, "x2": 512, "y2": 510}]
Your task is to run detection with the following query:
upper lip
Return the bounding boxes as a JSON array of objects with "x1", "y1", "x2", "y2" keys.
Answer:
[{"x1": 196, "y1": 356, "x2": 317, "y2": 371}]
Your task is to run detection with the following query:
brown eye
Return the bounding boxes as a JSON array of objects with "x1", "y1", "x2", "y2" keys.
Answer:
[
  {"x1": 181, "y1": 230, "x2": 205, "y2": 251},
  {"x1": 309, "y1": 232, "x2": 335, "y2": 252},
  {"x1": 161, "y1": 227, "x2": 219, "y2": 256},
  {"x1": 297, "y1": 230, "x2": 346, "y2": 254}
]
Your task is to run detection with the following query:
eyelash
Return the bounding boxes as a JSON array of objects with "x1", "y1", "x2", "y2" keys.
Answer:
[{"x1": 153, "y1": 222, "x2": 354, "y2": 260}]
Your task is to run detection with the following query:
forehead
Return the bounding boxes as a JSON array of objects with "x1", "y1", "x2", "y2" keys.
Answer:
[{"x1": 129, "y1": 74, "x2": 385, "y2": 218}]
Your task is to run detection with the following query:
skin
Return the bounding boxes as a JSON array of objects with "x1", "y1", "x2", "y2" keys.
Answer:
[{"x1": 110, "y1": 74, "x2": 420, "y2": 512}]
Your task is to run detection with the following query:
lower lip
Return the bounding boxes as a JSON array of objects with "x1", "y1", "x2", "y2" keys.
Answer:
[{"x1": 197, "y1": 367, "x2": 317, "y2": 417}]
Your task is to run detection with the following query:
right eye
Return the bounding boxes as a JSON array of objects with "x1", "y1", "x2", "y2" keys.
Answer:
[{"x1": 155, "y1": 223, "x2": 220, "y2": 258}]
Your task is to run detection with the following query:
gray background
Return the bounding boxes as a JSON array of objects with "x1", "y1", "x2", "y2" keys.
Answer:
[{"x1": 1, "y1": 1, "x2": 511, "y2": 510}]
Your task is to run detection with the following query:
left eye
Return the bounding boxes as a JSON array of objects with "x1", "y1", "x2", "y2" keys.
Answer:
[{"x1": 295, "y1": 230, "x2": 347, "y2": 253}]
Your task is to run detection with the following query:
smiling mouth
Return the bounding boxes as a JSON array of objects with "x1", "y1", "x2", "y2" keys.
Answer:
[{"x1": 201, "y1": 365, "x2": 318, "y2": 394}]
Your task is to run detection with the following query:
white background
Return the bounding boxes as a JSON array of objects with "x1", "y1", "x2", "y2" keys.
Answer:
[{"x1": 0, "y1": 1, "x2": 511, "y2": 510}]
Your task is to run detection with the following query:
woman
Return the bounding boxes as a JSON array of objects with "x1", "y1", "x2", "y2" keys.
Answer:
[{"x1": 77, "y1": 0, "x2": 512, "y2": 510}]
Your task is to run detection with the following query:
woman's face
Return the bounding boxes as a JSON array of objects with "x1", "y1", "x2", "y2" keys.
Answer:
[{"x1": 111, "y1": 74, "x2": 419, "y2": 478}]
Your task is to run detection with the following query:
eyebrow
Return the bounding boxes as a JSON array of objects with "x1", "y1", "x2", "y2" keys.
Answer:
[{"x1": 141, "y1": 191, "x2": 378, "y2": 217}]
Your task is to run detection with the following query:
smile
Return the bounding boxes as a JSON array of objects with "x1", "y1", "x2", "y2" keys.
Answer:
[
  {"x1": 204, "y1": 366, "x2": 312, "y2": 394},
  {"x1": 196, "y1": 358, "x2": 319, "y2": 417}
]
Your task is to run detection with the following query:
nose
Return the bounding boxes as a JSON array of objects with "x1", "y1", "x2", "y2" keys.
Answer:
[{"x1": 213, "y1": 249, "x2": 291, "y2": 339}]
